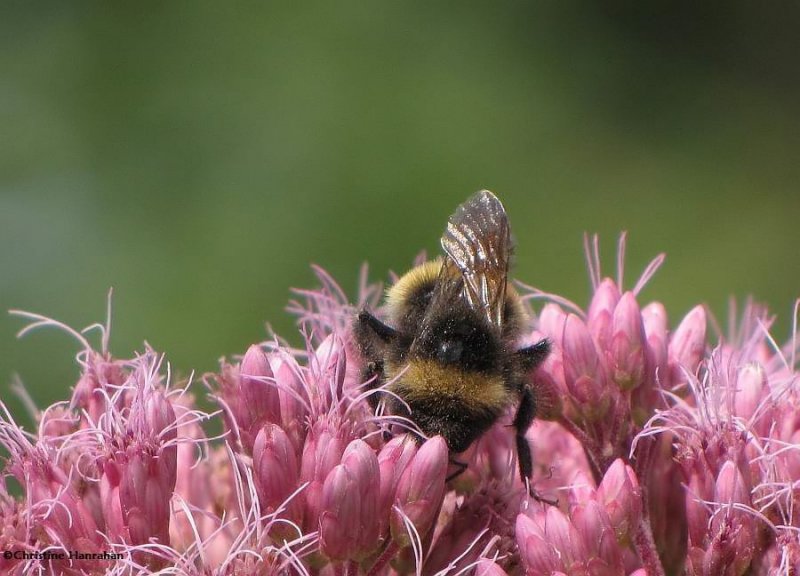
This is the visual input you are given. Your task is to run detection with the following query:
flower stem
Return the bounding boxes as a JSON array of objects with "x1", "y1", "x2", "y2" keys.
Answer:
[
  {"x1": 560, "y1": 417, "x2": 604, "y2": 483},
  {"x1": 366, "y1": 541, "x2": 399, "y2": 576},
  {"x1": 634, "y1": 516, "x2": 665, "y2": 576}
]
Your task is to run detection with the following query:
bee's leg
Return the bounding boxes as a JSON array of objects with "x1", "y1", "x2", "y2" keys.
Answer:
[
  {"x1": 513, "y1": 385, "x2": 537, "y2": 482},
  {"x1": 516, "y1": 338, "x2": 551, "y2": 372},
  {"x1": 363, "y1": 361, "x2": 385, "y2": 411},
  {"x1": 353, "y1": 309, "x2": 398, "y2": 410},
  {"x1": 514, "y1": 386, "x2": 557, "y2": 505},
  {"x1": 446, "y1": 458, "x2": 468, "y2": 482}
]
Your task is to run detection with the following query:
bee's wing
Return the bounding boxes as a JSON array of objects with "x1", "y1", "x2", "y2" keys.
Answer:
[{"x1": 438, "y1": 190, "x2": 511, "y2": 329}]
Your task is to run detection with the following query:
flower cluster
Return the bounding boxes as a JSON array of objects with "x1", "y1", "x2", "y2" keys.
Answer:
[
  {"x1": 1, "y1": 236, "x2": 799, "y2": 575},
  {"x1": 517, "y1": 459, "x2": 643, "y2": 575}
]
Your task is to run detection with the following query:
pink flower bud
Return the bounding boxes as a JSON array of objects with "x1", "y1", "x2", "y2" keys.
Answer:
[
  {"x1": 299, "y1": 421, "x2": 348, "y2": 532},
  {"x1": 241, "y1": 344, "x2": 273, "y2": 381},
  {"x1": 145, "y1": 390, "x2": 179, "y2": 444},
  {"x1": 530, "y1": 336, "x2": 564, "y2": 421},
  {"x1": 562, "y1": 314, "x2": 610, "y2": 421},
  {"x1": 702, "y1": 526, "x2": 748, "y2": 576},
  {"x1": 643, "y1": 440, "x2": 688, "y2": 576},
  {"x1": 319, "y1": 465, "x2": 361, "y2": 561},
  {"x1": 253, "y1": 424, "x2": 301, "y2": 524},
  {"x1": 146, "y1": 392, "x2": 179, "y2": 484},
  {"x1": 482, "y1": 424, "x2": 517, "y2": 482},
  {"x1": 632, "y1": 302, "x2": 669, "y2": 421},
  {"x1": 100, "y1": 388, "x2": 179, "y2": 560},
  {"x1": 0, "y1": 493, "x2": 26, "y2": 574},
  {"x1": 516, "y1": 512, "x2": 563, "y2": 575},
  {"x1": 713, "y1": 460, "x2": 751, "y2": 508},
  {"x1": 596, "y1": 459, "x2": 642, "y2": 545},
  {"x1": 119, "y1": 450, "x2": 174, "y2": 548},
  {"x1": 587, "y1": 279, "x2": 621, "y2": 351},
  {"x1": 70, "y1": 352, "x2": 127, "y2": 424},
  {"x1": 390, "y1": 436, "x2": 448, "y2": 547},
  {"x1": 779, "y1": 428, "x2": 800, "y2": 481},
  {"x1": 238, "y1": 345, "x2": 280, "y2": 450},
  {"x1": 641, "y1": 302, "x2": 668, "y2": 384},
  {"x1": 706, "y1": 460, "x2": 756, "y2": 575},
  {"x1": 101, "y1": 463, "x2": 125, "y2": 541},
  {"x1": 269, "y1": 354, "x2": 309, "y2": 451},
  {"x1": 111, "y1": 456, "x2": 173, "y2": 567},
  {"x1": 538, "y1": 303, "x2": 568, "y2": 342},
  {"x1": 685, "y1": 468, "x2": 713, "y2": 547},
  {"x1": 570, "y1": 499, "x2": 621, "y2": 571},
  {"x1": 312, "y1": 334, "x2": 348, "y2": 413},
  {"x1": 39, "y1": 405, "x2": 77, "y2": 439},
  {"x1": 733, "y1": 363, "x2": 770, "y2": 429},
  {"x1": 533, "y1": 306, "x2": 569, "y2": 419},
  {"x1": 341, "y1": 439, "x2": 381, "y2": 557},
  {"x1": 542, "y1": 505, "x2": 585, "y2": 567},
  {"x1": 517, "y1": 506, "x2": 585, "y2": 574},
  {"x1": 567, "y1": 470, "x2": 597, "y2": 509},
  {"x1": 26, "y1": 458, "x2": 103, "y2": 553},
  {"x1": 170, "y1": 400, "x2": 220, "y2": 556},
  {"x1": 669, "y1": 305, "x2": 707, "y2": 385},
  {"x1": 474, "y1": 558, "x2": 510, "y2": 576},
  {"x1": 609, "y1": 293, "x2": 647, "y2": 390},
  {"x1": 377, "y1": 435, "x2": 418, "y2": 534}
]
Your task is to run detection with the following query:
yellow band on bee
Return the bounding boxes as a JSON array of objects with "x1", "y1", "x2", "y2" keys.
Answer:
[{"x1": 389, "y1": 359, "x2": 509, "y2": 412}]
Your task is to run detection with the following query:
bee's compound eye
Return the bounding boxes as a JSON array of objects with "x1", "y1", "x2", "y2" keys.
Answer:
[{"x1": 437, "y1": 339, "x2": 464, "y2": 365}]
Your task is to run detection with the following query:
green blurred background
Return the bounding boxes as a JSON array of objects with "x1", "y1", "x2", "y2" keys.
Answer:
[{"x1": 2, "y1": 3, "x2": 799, "y2": 418}]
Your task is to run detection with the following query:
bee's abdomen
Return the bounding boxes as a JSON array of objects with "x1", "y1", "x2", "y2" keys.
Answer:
[
  {"x1": 387, "y1": 361, "x2": 507, "y2": 452},
  {"x1": 386, "y1": 359, "x2": 509, "y2": 434},
  {"x1": 394, "y1": 359, "x2": 506, "y2": 402}
]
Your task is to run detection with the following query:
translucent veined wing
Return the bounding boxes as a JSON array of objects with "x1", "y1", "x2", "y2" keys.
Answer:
[{"x1": 438, "y1": 190, "x2": 511, "y2": 329}]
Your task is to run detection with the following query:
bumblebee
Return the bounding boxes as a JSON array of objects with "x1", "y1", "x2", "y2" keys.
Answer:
[{"x1": 353, "y1": 190, "x2": 550, "y2": 486}]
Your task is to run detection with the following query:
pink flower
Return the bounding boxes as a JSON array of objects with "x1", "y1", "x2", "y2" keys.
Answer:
[
  {"x1": 239, "y1": 345, "x2": 281, "y2": 446},
  {"x1": 474, "y1": 558, "x2": 511, "y2": 576},
  {"x1": 706, "y1": 461, "x2": 756, "y2": 575},
  {"x1": 99, "y1": 383, "x2": 178, "y2": 567},
  {"x1": 425, "y1": 473, "x2": 525, "y2": 574},
  {"x1": 377, "y1": 435, "x2": 418, "y2": 535},
  {"x1": 253, "y1": 423, "x2": 302, "y2": 532},
  {"x1": 390, "y1": 436, "x2": 448, "y2": 549},
  {"x1": 562, "y1": 313, "x2": 614, "y2": 422},
  {"x1": 319, "y1": 439, "x2": 381, "y2": 561},
  {"x1": 668, "y1": 304, "x2": 707, "y2": 386},
  {"x1": 517, "y1": 506, "x2": 585, "y2": 574},
  {"x1": 3, "y1": 237, "x2": 799, "y2": 575},
  {"x1": 216, "y1": 344, "x2": 280, "y2": 455},
  {"x1": 596, "y1": 459, "x2": 642, "y2": 545},
  {"x1": 299, "y1": 418, "x2": 350, "y2": 534},
  {"x1": 609, "y1": 292, "x2": 647, "y2": 391},
  {"x1": 517, "y1": 460, "x2": 641, "y2": 576},
  {"x1": 587, "y1": 278, "x2": 621, "y2": 351}
]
